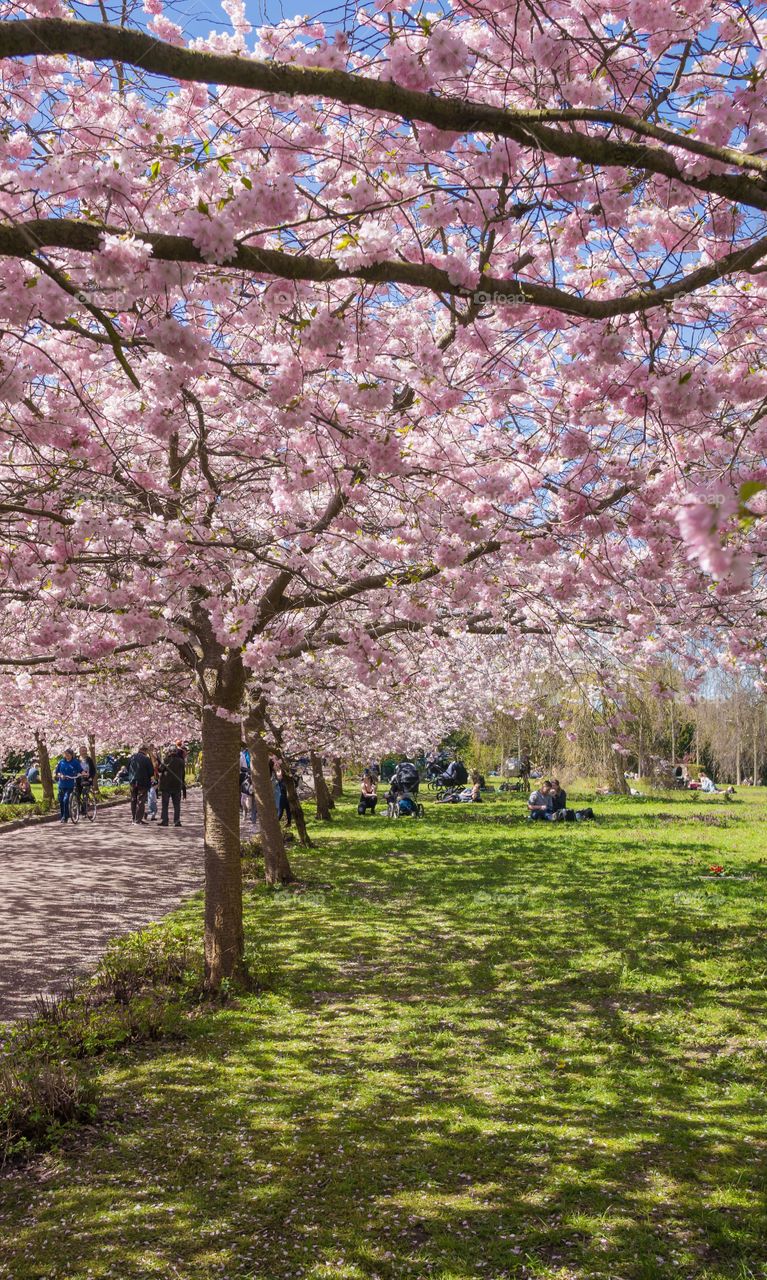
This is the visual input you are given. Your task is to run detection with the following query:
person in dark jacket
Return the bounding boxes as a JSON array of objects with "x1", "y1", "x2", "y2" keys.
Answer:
[
  {"x1": 54, "y1": 748, "x2": 83, "y2": 822},
  {"x1": 128, "y1": 746, "x2": 154, "y2": 824},
  {"x1": 550, "y1": 779, "x2": 567, "y2": 817},
  {"x1": 159, "y1": 745, "x2": 186, "y2": 827}
]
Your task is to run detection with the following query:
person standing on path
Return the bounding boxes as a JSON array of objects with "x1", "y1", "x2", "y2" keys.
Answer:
[
  {"x1": 128, "y1": 746, "x2": 154, "y2": 824},
  {"x1": 159, "y1": 745, "x2": 186, "y2": 827},
  {"x1": 54, "y1": 748, "x2": 82, "y2": 823},
  {"x1": 75, "y1": 745, "x2": 96, "y2": 813}
]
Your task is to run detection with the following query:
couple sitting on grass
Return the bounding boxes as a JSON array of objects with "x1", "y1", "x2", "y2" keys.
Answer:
[{"x1": 528, "y1": 779, "x2": 594, "y2": 823}]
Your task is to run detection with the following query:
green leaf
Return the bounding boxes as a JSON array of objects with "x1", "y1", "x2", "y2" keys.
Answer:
[
  {"x1": 240, "y1": 175, "x2": 252, "y2": 190},
  {"x1": 678, "y1": 369, "x2": 693, "y2": 384},
  {"x1": 197, "y1": 198, "x2": 210, "y2": 215},
  {"x1": 149, "y1": 159, "x2": 161, "y2": 181}
]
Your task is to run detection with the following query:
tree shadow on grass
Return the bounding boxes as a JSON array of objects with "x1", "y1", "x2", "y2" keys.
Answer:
[{"x1": 3, "y1": 798, "x2": 767, "y2": 1279}]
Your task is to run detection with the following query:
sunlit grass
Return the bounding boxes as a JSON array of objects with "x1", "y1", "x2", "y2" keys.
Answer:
[{"x1": 1, "y1": 785, "x2": 767, "y2": 1279}]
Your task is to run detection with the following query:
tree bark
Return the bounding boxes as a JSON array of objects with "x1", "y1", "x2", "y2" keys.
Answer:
[
  {"x1": 310, "y1": 751, "x2": 333, "y2": 820},
  {"x1": 611, "y1": 748, "x2": 630, "y2": 794},
  {"x1": 277, "y1": 755, "x2": 313, "y2": 847},
  {"x1": 35, "y1": 731, "x2": 54, "y2": 803},
  {"x1": 261, "y1": 706, "x2": 313, "y2": 848},
  {"x1": 5, "y1": 20, "x2": 767, "y2": 234},
  {"x1": 331, "y1": 756, "x2": 343, "y2": 798},
  {"x1": 244, "y1": 710, "x2": 294, "y2": 885},
  {"x1": 201, "y1": 699, "x2": 247, "y2": 992}
]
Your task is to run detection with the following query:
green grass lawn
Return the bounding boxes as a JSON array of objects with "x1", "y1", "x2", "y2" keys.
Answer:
[{"x1": 2, "y1": 787, "x2": 767, "y2": 1280}]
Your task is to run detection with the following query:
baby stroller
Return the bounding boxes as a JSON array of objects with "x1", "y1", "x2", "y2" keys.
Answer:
[
  {"x1": 434, "y1": 759, "x2": 469, "y2": 790},
  {"x1": 425, "y1": 753, "x2": 449, "y2": 787},
  {"x1": 390, "y1": 761, "x2": 420, "y2": 796},
  {"x1": 385, "y1": 784, "x2": 425, "y2": 819}
]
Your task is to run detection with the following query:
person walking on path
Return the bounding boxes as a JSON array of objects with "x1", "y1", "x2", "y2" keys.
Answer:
[
  {"x1": 159, "y1": 745, "x2": 186, "y2": 827},
  {"x1": 54, "y1": 748, "x2": 82, "y2": 823},
  {"x1": 128, "y1": 746, "x2": 154, "y2": 824}
]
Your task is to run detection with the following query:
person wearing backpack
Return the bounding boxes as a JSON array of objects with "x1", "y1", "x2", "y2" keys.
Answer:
[{"x1": 128, "y1": 746, "x2": 154, "y2": 824}]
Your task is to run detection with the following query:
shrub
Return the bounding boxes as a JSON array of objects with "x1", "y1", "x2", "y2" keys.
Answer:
[
  {"x1": 94, "y1": 922, "x2": 201, "y2": 1004},
  {"x1": 1, "y1": 922, "x2": 204, "y2": 1163},
  {"x1": 0, "y1": 1059, "x2": 95, "y2": 1166},
  {"x1": 0, "y1": 799, "x2": 56, "y2": 824}
]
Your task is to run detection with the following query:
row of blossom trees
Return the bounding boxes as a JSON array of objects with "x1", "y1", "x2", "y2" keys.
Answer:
[{"x1": 1, "y1": 0, "x2": 766, "y2": 983}]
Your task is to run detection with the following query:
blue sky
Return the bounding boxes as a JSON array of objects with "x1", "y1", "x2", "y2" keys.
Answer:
[{"x1": 168, "y1": 0, "x2": 345, "y2": 37}]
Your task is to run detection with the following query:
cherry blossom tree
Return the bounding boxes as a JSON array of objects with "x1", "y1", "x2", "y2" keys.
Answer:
[{"x1": 2, "y1": 0, "x2": 767, "y2": 984}]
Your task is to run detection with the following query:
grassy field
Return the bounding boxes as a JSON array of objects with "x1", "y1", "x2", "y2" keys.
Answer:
[{"x1": 2, "y1": 785, "x2": 767, "y2": 1280}]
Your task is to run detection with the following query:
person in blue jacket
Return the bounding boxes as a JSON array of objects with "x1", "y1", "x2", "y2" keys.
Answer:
[{"x1": 54, "y1": 747, "x2": 84, "y2": 822}]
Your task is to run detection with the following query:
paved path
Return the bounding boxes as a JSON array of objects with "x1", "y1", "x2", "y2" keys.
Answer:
[{"x1": 0, "y1": 790, "x2": 204, "y2": 1022}]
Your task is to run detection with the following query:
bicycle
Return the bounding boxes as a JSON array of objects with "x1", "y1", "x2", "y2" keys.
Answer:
[{"x1": 70, "y1": 778, "x2": 97, "y2": 824}]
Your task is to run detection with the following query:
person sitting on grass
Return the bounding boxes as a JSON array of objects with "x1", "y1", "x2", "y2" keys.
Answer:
[
  {"x1": 358, "y1": 771, "x2": 378, "y2": 816},
  {"x1": 458, "y1": 770, "x2": 483, "y2": 802},
  {"x1": 550, "y1": 779, "x2": 568, "y2": 820},
  {"x1": 528, "y1": 780, "x2": 555, "y2": 820},
  {"x1": 15, "y1": 774, "x2": 34, "y2": 802},
  {"x1": 2, "y1": 773, "x2": 34, "y2": 804}
]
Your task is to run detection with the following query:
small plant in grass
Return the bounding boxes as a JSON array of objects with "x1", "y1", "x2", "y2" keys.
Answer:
[
  {"x1": 0, "y1": 1058, "x2": 96, "y2": 1166},
  {"x1": 94, "y1": 922, "x2": 201, "y2": 1004}
]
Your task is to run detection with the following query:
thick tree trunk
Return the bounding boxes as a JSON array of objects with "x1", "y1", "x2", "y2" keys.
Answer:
[
  {"x1": 88, "y1": 732, "x2": 99, "y2": 794},
  {"x1": 278, "y1": 755, "x2": 313, "y2": 847},
  {"x1": 611, "y1": 749, "x2": 630, "y2": 794},
  {"x1": 310, "y1": 750, "x2": 333, "y2": 820},
  {"x1": 201, "y1": 702, "x2": 247, "y2": 991},
  {"x1": 331, "y1": 756, "x2": 343, "y2": 798},
  {"x1": 245, "y1": 715, "x2": 294, "y2": 885},
  {"x1": 35, "y1": 731, "x2": 54, "y2": 803}
]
